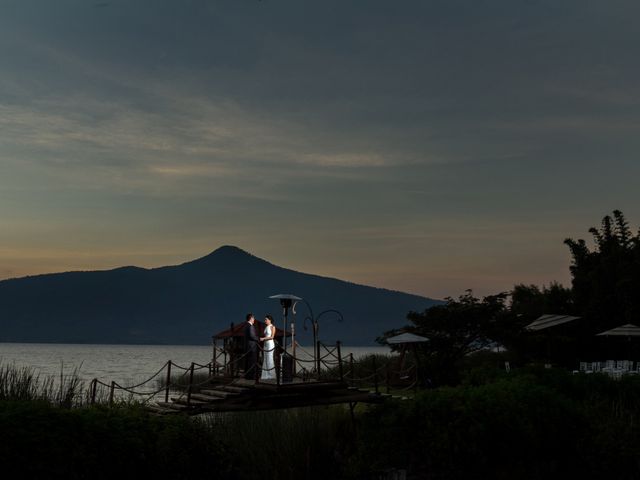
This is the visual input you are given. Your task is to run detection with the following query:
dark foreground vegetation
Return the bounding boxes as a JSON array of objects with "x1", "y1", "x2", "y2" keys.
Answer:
[
  {"x1": 357, "y1": 367, "x2": 640, "y2": 480},
  {"x1": 0, "y1": 401, "x2": 226, "y2": 479},
  {"x1": 3, "y1": 364, "x2": 640, "y2": 479}
]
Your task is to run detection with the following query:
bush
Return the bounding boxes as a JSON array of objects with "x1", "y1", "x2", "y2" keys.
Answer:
[
  {"x1": 5, "y1": 365, "x2": 640, "y2": 479},
  {"x1": 0, "y1": 401, "x2": 231, "y2": 479},
  {"x1": 351, "y1": 369, "x2": 640, "y2": 479},
  {"x1": 202, "y1": 406, "x2": 356, "y2": 479},
  {"x1": 353, "y1": 375, "x2": 586, "y2": 479}
]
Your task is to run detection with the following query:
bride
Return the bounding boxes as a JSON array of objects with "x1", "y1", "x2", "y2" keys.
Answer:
[{"x1": 260, "y1": 315, "x2": 277, "y2": 380}]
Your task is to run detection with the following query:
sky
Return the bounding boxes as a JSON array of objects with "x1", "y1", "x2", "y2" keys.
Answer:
[{"x1": 1, "y1": 0, "x2": 639, "y2": 300}]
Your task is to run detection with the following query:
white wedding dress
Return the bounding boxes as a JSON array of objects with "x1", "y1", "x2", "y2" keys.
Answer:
[{"x1": 261, "y1": 325, "x2": 276, "y2": 380}]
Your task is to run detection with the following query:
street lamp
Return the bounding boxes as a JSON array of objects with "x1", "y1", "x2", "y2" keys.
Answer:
[{"x1": 294, "y1": 298, "x2": 344, "y2": 375}]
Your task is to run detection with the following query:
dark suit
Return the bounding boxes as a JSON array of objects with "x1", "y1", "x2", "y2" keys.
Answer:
[{"x1": 244, "y1": 321, "x2": 259, "y2": 379}]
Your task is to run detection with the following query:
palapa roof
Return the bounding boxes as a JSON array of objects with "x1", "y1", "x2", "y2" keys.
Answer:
[
  {"x1": 386, "y1": 332, "x2": 429, "y2": 344},
  {"x1": 596, "y1": 324, "x2": 640, "y2": 337},
  {"x1": 525, "y1": 314, "x2": 581, "y2": 331}
]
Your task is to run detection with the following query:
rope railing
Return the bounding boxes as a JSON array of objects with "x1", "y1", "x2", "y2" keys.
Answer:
[
  {"x1": 319, "y1": 344, "x2": 338, "y2": 358},
  {"x1": 292, "y1": 342, "x2": 316, "y2": 358},
  {"x1": 168, "y1": 361, "x2": 192, "y2": 371},
  {"x1": 87, "y1": 341, "x2": 420, "y2": 407},
  {"x1": 89, "y1": 359, "x2": 220, "y2": 406},
  {"x1": 314, "y1": 348, "x2": 420, "y2": 396},
  {"x1": 322, "y1": 348, "x2": 338, "y2": 358}
]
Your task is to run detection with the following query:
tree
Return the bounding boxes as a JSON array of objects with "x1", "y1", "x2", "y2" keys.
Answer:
[
  {"x1": 564, "y1": 210, "x2": 640, "y2": 331},
  {"x1": 507, "y1": 283, "x2": 583, "y2": 366},
  {"x1": 383, "y1": 210, "x2": 640, "y2": 382},
  {"x1": 510, "y1": 282, "x2": 573, "y2": 319},
  {"x1": 382, "y1": 291, "x2": 512, "y2": 386}
]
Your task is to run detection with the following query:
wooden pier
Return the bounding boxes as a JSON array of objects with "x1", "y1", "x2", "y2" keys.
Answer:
[
  {"x1": 147, "y1": 378, "x2": 389, "y2": 415},
  {"x1": 88, "y1": 338, "x2": 418, "y2": 415}
]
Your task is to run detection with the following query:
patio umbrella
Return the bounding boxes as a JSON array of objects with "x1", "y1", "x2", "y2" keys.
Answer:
[
  {"x1": 596, "y1": 324, "x2": 640, "y2": 337},
  {"x1": 385, "y1": 332, "x2": 429, "y2": 383},
  {"x1": 525, "y1": 314, "x2": 581, "y2": 331},
  {"x1": 525, "y1": 314, "x2": 582, "y2": 364},
  {"x1": 386, "y1": 332, "x2": 429, "y2": 345},
  {"x1": 596, "y1": 324, "x2": 640, "y2": 361}
]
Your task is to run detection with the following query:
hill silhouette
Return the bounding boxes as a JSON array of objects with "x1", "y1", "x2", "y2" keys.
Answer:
[{"x1": 0, "y1": 246, "x2": 440, "y2": 345}]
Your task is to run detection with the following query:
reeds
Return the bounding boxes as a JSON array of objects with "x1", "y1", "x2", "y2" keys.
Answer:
[
  {"x1": 0, "y1": 362, "x2": 85, "y2": 407},
  {"x1": 199, "y1": 406, "x2": 356, "y2": 479}
]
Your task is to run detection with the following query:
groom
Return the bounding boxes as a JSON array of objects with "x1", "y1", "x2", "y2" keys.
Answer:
[{"x1": 243, "y1": 313, "x2": 259, "y2": 380}]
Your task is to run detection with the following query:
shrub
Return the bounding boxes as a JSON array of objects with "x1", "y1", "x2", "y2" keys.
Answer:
[
  {"x1": 354, "y1": 376, "x2": 587, "y2": 479},
  {"x1": 0, "y1": 401, "x2": 231, "y2": 479}
]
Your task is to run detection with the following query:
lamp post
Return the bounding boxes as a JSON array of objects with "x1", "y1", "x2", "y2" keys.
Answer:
[
  {"x1": 295, "y1": 298, "x2": 344, "y2": 375},
  {"x1": 269, "y1": 294, "x2": 302, "y2": 382}
]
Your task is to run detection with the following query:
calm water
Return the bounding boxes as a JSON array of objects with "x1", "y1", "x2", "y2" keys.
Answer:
[{"x1": 0, "y1": 343, "x2": 390, "y2": 386}]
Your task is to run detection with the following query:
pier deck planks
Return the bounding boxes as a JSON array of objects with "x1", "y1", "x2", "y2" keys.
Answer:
[{"x1": 148, "y1": 378, "x2": 386, "y2": 415}]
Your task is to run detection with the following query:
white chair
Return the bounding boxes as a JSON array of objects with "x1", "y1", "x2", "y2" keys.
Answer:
[{"x1": 618, "y1": 360, "x2": 632, "y2": 372}]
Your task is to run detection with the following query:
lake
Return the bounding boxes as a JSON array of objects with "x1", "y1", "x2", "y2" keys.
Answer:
[{"x1": 0, "y1": 342, "x2": 390, "y2": 386}]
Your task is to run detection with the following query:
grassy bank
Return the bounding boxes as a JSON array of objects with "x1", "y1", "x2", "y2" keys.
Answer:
[
  {"x1": 4, "y1": 363, "x2": 640, "y2": 479},
  {"x1": 353, "y1": 368, "x2": 640, "y2": 479},
  {"x1": 0, "y1": 401, "x2": 228, "y2": 479},
  {"x1": 0, "y1": 363, "x2": 85, "y2": 406}
]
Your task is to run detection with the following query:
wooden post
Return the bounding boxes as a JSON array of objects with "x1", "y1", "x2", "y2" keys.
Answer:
[
  {"x1": 214, "y1": 337, "x2": 218, "y2": 376},
  {"x1": 90, "y1": 378, "x2": 97, "y2": 405},
  {"x1": 291, "y1": 323, "x2": 296, "y2": 376},
  {"x1": 276, "y1": 352, "x2": 281, "y2": 387},
  {"x1": 187, "y1": 362, "x2": 195, "y2": 406},
  {"x1": 313, "y1": 321, "x2": 319, "y2": 378},
  {"x1": 337, "y1": 341, "x2": 344, "y2": 382},
  {"x1": 223, "y1": 339, "x2": 229, "y2": 376},
  {"x1": 165, "y1": 361, "x2": 172, "y2": 403},
  {"x1": 214, "y1": 335, "x2": 216, "y2": 376},
  {"x1": 229, "y1": 322, "x2": 235, "y2": 376},
  {"x1": 109, "y1": 381, "x2": 115, "y2": 406},
  {"x1": 316, "y1": 340, "x2": 321, "y2": 379},
  {"x1": 350, "y1": 353, "x2": 355, "y2": 386},
  {"x1": 373, "y1": 356, "x2": 379, "y2": 394},
  {"x1": 386, "y1": 363, "x2": 390, "y2": 394}
]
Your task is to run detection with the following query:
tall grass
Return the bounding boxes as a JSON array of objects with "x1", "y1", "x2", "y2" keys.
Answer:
[
  {"x1": 0, "y1": 400, "x2": 229, "y2": 478},
  {"x1": 199, "y1": 406, "x2": 356, "y2": 479},
  {"x1": 0, "y1": 362, "x2": 85, "y2": 407}
]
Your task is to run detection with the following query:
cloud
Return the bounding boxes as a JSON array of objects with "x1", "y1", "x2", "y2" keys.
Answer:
[{"x1": 1, "y1": 0, "x2": 640, "y2": 296}]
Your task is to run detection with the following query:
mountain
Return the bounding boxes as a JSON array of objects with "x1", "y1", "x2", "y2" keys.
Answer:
[{"x1": 0, "y1": 246, "x2": 441, "y2": 345}]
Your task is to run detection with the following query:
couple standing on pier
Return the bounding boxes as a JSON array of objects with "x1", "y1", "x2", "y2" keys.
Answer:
[{"x1": 244, "y1": 313, "x2": 277, "y2": 381}]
